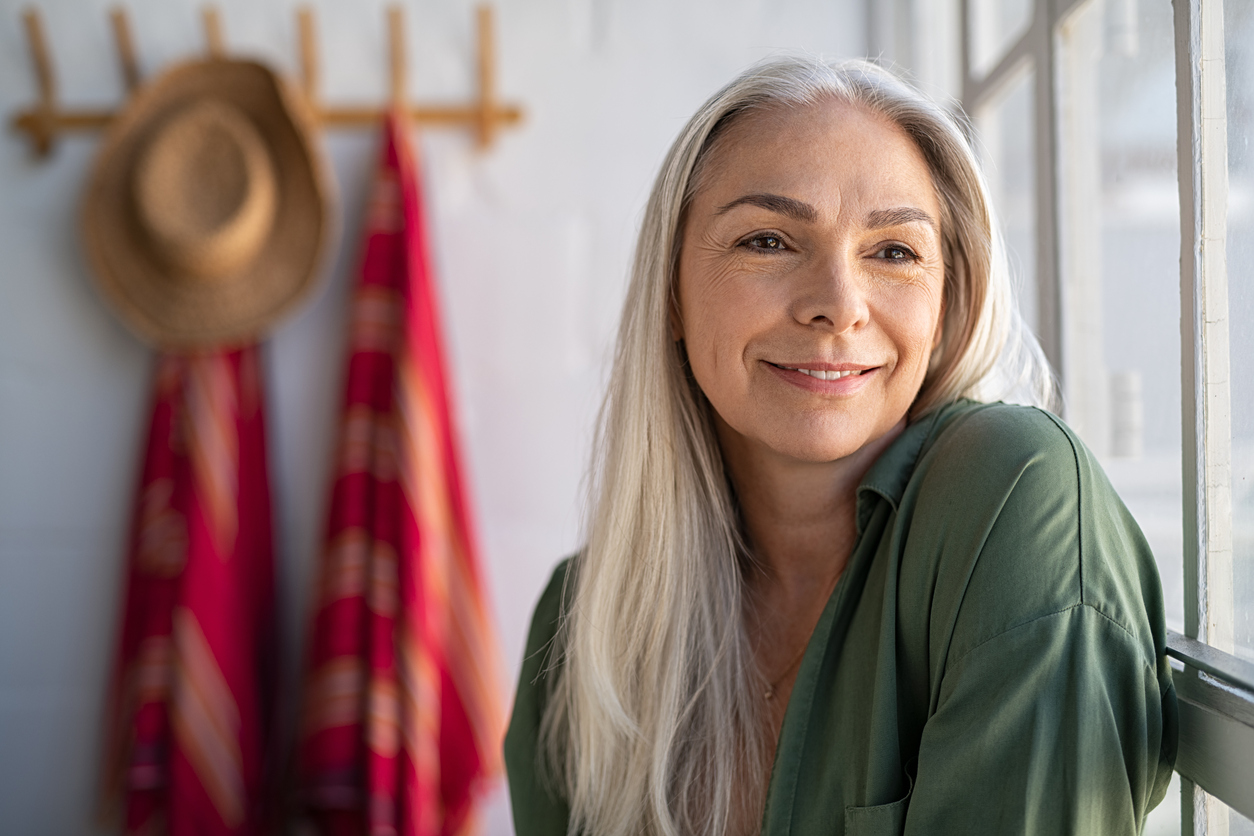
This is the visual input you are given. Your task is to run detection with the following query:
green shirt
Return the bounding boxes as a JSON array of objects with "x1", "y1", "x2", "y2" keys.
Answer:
[{"x1": 505, "y1": 400, "x2": 1178, "y2": 835}]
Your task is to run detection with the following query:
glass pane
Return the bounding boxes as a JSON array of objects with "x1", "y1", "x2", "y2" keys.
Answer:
[
  {"x1": 976, "y1": 68, "x2": 1038, "y2": 334},
  {"x1": 1210, "y1": 793, "x2": 1254, "y2": 835},
  {"x1": 1226, "y1": 0, "x2": 1254, "y2": 665},
  {"x1": 1142, "y1": 771, "x2": 1180, "y2": 836},
  {"x1": 1057, "y1": 0, "x2": 1183, "y2": 633},
  {"x1": 969, "y1": 0, "x2": 1033, "y2": 77}
]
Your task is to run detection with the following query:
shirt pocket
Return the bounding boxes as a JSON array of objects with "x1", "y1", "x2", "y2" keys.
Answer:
[
  {"x1": 842, "y1": 768, "x2": 913, "y2": 836},
  {"x1": 842, "y1": 794, "x2": 908, "y2": 836}
]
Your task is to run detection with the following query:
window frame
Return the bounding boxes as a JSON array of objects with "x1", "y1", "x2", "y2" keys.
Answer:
[{"x1": 1170, "y1": 0, "x2": 1254, "y2": 828}]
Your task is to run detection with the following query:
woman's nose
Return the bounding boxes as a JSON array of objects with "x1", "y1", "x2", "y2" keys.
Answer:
[{"x1": 790, "y1": 253, "x2": 870, "y2": 334}]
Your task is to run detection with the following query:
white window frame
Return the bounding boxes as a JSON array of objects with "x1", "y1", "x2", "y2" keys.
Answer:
[
  {"x1": 874, "y1": 0, "x2": 1254, "y2": 829},
  {"x1": 1171, "y1": 0, "x2": 1253, "y2": 830}
]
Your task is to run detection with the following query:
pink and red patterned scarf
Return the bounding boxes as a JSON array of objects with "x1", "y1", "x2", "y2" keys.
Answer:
[
  {"x1": 102, "y1": 346, "x2": 277, "y2": 835},
  {"x1": 297, "y1": 112, "x2": 505, "y2": 836}
]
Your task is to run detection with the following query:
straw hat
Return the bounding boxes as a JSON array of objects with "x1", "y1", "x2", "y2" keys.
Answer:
[{"x1": 82, "y1": 58, "x2": 332, "y2": 348}]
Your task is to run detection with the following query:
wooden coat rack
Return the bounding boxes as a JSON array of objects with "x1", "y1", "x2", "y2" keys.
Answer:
[{"x1": 11, "y1": 3, "x2": 524, "y2": 158}]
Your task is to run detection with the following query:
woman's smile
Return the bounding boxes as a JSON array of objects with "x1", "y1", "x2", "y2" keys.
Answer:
[{"x1": 762, "y1": 360, "x2": 879, "y2": 394}]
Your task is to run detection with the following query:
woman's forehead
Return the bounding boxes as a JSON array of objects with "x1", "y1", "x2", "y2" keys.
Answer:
[{"x1": 694, "y1": 99, "x2": 941, "y2": 223}]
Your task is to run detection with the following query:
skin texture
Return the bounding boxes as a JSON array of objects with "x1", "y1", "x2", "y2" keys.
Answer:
[{"x1": 673, "y1": 98, "x2": 947, "y2": 803}]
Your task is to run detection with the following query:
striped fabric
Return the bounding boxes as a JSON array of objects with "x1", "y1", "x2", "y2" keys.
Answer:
[
  {"x1": 102, "y1": 348, "x2": 277, "y2": 835},
  {"x1": 298, "y1": 113, "x2": 505, "y2": 836}
]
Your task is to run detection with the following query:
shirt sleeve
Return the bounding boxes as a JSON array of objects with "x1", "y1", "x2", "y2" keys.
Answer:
[
  {"x1": 903, "y1": 603, "x2": 1174, "y2": 834},
  {"x1": 902, "y1": 406, "x2": 1177, "y2": 835},
  {"x1": 503, "y1": 560, "x2": 573, "y2": 836}
]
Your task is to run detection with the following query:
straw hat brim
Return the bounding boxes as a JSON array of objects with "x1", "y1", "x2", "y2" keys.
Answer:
[{"x1": 82, "y1": 58, "x2": 333, "y2": 349}]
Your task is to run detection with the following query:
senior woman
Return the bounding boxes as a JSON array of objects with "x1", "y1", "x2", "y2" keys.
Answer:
[{"x1": 505, "y1": 57, "x2": 1177, "y2": 836}]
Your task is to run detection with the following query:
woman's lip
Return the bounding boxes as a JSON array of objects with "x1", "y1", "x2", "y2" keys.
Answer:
[
  {"x1": 767, "y1": 361, "x2": 876, "y2": 372},
  {"x1": 764, "y1": 361, "x2": 880, "y2": 392}
]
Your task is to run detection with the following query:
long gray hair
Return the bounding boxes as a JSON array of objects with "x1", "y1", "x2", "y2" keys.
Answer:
[{"x1": 540, "y1": 55, "x2": 1055, "y2": 836}]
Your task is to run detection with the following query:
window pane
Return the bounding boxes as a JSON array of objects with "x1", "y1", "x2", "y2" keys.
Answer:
[
  {"x1": 969, "y1": 0, "x2": 1033, "y2": 76},
  {"x1": 1210, "y1": 793, "x2": 1254, "y2": 835},
  {"x1": 975, "y1": 68, "x2": 1038, "y2": 334},
  {"x1": 1057, "y1": 0, "x2": 1183, "y2": 632},
  {"x1": 1226, "y1": 0, "x2": 1254, "y2": 665},
  {"x1": 1142, "y1": 771, "x2": 1180, "y2": 836}
]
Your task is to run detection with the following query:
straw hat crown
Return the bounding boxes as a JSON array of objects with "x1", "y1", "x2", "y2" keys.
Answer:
[{"x1": 82, "y1": 58, "x2": 332, "y2": 349}]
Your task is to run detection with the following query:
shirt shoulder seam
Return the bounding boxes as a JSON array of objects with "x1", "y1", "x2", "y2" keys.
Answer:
[
  {"x1": 946, "y1": 600, "x2": 1142, "y2": 674},
  {"x1": 1034, "y1": 407, "x2": 1087, "y2": 607}
]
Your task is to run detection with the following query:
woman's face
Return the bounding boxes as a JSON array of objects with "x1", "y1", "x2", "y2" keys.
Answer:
[{"x1": 675, "y1": 99, "x2": 946, "y2": 466}]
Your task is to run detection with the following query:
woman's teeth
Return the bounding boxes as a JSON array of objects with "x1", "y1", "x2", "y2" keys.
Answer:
[{"x1": 782, "y1": 366, "x2": 866, "y2": 381}]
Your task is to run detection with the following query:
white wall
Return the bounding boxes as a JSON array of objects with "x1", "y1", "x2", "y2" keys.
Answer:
[{"x1": 0, "y1": 0, "x2": 864, "y2": 832}]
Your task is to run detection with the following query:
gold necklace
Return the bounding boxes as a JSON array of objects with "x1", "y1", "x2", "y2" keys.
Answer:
[
  {"x1": 763, "y1": 642, "x2": 809, "y2": 701},
  {"x1": 755, "y1": 568, "x2": 842, "y2": 702}
]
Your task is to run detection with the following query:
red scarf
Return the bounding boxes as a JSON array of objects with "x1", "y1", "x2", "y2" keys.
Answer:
[
  {"x1": 297, "y1": 113, "x2": 505, "y2": 836},
  {"x1": 102, "y1": 347, "x2": 277, "y2": 835}
]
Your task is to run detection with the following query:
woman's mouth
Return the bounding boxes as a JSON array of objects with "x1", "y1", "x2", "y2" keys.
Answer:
[
  {"x1": 774, "y1": 365, "x2": 868, "y2": 381},
  {"x1": 765, "y1": 361, "x2": 878, "y2": 393}
]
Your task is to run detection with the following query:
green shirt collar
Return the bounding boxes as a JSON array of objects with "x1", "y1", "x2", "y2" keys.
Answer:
[{"x1": 855, "y1": 403, "x2": 952, "y2": 534}]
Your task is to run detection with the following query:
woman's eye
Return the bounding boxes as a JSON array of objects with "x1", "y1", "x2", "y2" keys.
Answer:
[
  {"x1": 742, "y1": 234, "x2": 787, "y2": 251},
  {"x1": 875, "y1": 244, "x2": 918, "y2": 261}
]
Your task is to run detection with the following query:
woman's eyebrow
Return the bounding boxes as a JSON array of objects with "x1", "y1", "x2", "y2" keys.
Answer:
[
  {"x1": 713, "y1": 197, "x2": 937, "y2": 233},
  {"x1": 714, "y1": 193, "x2": 819, "y2": 222},
  {"x1": 865, "y1": 206, "x2": 938, "y2": 231}
]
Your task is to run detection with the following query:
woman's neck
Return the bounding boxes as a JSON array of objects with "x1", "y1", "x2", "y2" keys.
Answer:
[{"x1": 717, "y1": 416, "x2": 906, "y2": 601}]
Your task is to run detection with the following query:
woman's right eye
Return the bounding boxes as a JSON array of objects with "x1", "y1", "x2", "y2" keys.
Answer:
[{"x1": 740, "y1": 234, "x2": 787, "y2": 251}]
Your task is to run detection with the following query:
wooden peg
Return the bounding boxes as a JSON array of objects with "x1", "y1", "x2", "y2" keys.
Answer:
[
  {"x1": 297, "y1": 6, "x2": 319, "y2": 107},
  {"x1": 202, "y1": 6, "x2": 224, "y2": 58},
  {"x1": 19, "y1": 7, "x2": 55, "y2": 156},
  {"x1": 109, "y1": 7, "x2": 140, "y2": 93},
  {"x1": 11, "y1": 5, "x2": 113, "y2": 156},
  {"x1": 474, "y1": 4, "x2": 496, "y2": 149},
  {"x1": 23, "y1": 8, "x2": 55, "y2": 105},
  {"x1": 387, "y1": 5, "x2": 406, "y2": 110}
]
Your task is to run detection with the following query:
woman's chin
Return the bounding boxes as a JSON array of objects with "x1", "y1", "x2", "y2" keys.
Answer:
[
  {"x1": 753, "y1": 413, "x2": 910, "y2": 467},
  {"x1": 760, "y1": 433, "x2": 881, "y2": 466}
]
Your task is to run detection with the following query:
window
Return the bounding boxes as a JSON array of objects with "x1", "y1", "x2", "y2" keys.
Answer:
[{"x1": 879, "y1": 0, "x2": 1254, "y2": 829}]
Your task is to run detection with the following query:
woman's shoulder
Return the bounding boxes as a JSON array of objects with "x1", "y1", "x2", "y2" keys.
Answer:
[
  {"x1": 913, "y1": 400, "x2": 1106, "y2": 523},
  {"x1": 504, "y1": 559, "x2": 573, "y2": 780},
  {"x1": 924, "y1": 399, "x2": 1080, "y2": 474},
  {"x1": 903, "y1": 400, "x2": 1163, "y2": 660},
  {"x1": 520, "y1": 558, "x2": 575, "y2": 674},
  {"x1": 504, "y1": 558, "x2": 576, "y2": 831}
]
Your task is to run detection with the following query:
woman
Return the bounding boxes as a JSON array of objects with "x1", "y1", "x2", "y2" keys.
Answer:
[{"x1": 505, "y1": 57, "x2": 1177, "y2": 836}]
